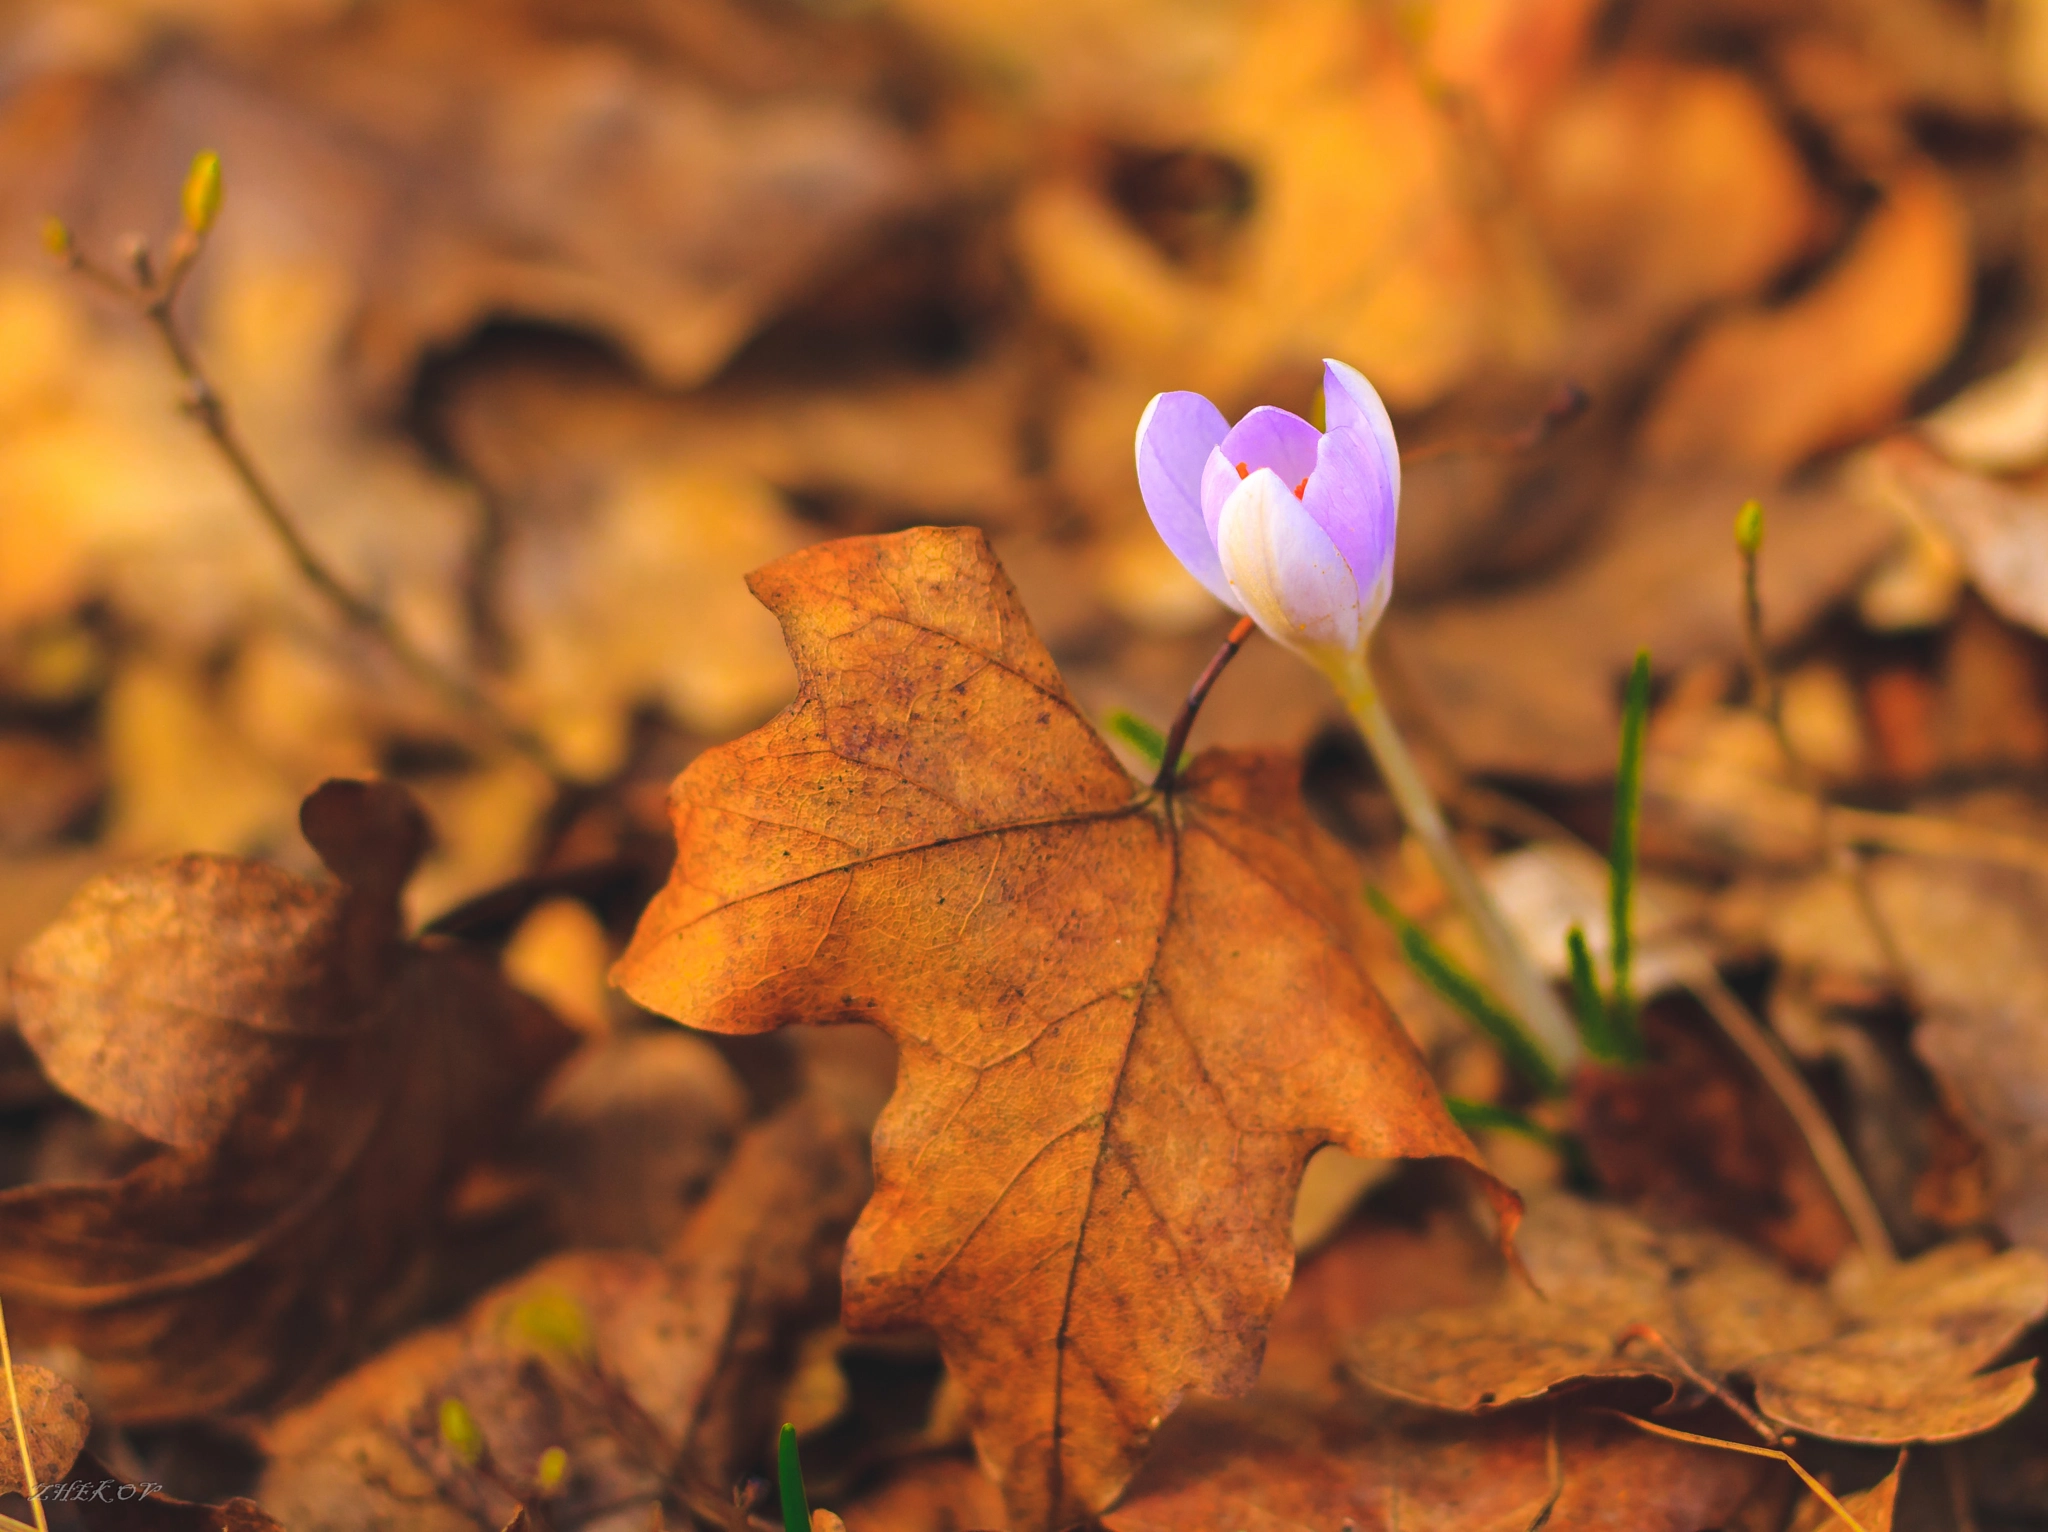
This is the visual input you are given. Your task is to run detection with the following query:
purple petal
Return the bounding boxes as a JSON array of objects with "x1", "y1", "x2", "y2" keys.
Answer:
[
  {"x1": 1136, "y1": 391, "x2": 1237, "y2": 609},
  {"x1": 1215, "y1": 468, "x2": 1362, "y2": 657},
  {"x1": 1322, "y1": 359, "x2": 1401, "y2": 511},
  {"x1": 1200, "y1": 445, "x2": 1242, "y2": 544},
  {"x1": 1299, "y1": 423, "x2": 1397, "y2": 631},
  {"x1": 1221, "y1": 405, "x2": 1322, "y2": 486}
]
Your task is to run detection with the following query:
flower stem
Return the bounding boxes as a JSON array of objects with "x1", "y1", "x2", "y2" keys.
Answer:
[{"x1": 1337, "y1": 663, "x2": 1581, "y2": 1069}]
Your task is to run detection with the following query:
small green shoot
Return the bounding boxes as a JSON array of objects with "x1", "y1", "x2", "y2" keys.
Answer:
[
  {"x1": 777, "y1": 1422, "x2": 812, "y2": 1532},
  {"x1": 1563, "y1": 925, "x2": 1614, "y2": 1061},
  {"x1": 1104, "y1": 708, "x2": 1188, "y2": 775},
  {"x1": 1367, "y1": 887, "x2": 1562, "y2": 1097},
  {"x1": 1605, "y1": 650, "x2": 1650, "y2": 1057}
]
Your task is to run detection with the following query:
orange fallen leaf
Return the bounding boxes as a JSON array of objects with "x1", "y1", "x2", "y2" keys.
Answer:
[
  {"x1": 1639, "y1": 160, "x2": 1970, "y2": 473},
  {"x1": 0, "y1": 780, "x2": 577, "y2": 1421},
  {"x1": 613, "y1": 526, "x2": 1517, "y2": 1532}
]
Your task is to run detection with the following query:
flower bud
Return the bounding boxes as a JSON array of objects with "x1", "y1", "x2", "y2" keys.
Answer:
[
  {"x1": 438, "y1": 1397, "x2": 483, "y2": 1467},
  {"x1": 535, "y1": 1445, "x2": 569, "y2": 1493},
  {"x1": 181, "y1": 150, "x2": 222, "y2": 236},
  {"x1": 1135, "y1": 359, "x2": 1399, "y2": 677},
  {"x1": 1734, "y1": 497, "x2": 1764, "y2": 556}
]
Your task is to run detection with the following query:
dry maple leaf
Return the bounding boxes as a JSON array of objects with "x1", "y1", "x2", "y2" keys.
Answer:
[
  {"x1": 0, "y1": 779, "x2": 577, "y2": 1421},
  {"x1": 612, "y1": 526, "x2": 1517, "y2": 1532}
]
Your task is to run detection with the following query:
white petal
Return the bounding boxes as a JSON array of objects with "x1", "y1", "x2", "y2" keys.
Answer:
[{"x1": 1215, "y1": 469, "x2": 1362, "y2": 661}]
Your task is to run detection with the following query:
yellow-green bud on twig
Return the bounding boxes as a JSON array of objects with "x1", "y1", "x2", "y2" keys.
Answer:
[
  {"x1": 1734, "y1": 498, "x2": 1764, "y2": 557},
  {"x1": 438, "y1": 1397, "x2": 484, "y2": 1467},
  {"x1": 181, "y1": 150, "x2": 223, "y2": 236},
  {"x1": 534, "y1": 1445, "x2": 568, "y2": 1493},
  {"x1": 40, "y1": 216, "x2": 72, "y2": 260},
  {"x1": 505, "y1": 1288, "x2": 594, "y2": 1361}
]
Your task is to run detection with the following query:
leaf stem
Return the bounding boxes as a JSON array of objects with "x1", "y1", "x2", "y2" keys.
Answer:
[
  {"x1": 1338, "y1": 664, "x2": 1581, "y2": 1069},
  {"x1": 1154, "y1": 615, "x2": 1256, "y2": 793}
]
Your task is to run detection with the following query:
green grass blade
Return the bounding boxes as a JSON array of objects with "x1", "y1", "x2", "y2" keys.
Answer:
[
  {"x1": 1607, "y1": 650, "x2": 1651, "y2": 1057},
  {"x1": 1368, "y1": 887, "x2": 1563, "y2": 1097},
  {"x1": 778, "y1": 1423, "x2": 811, "y2": 1532},
  {"x1": 1564, "y1": 924, "x2": 1618, "y2": 1061},
  {"x1": 1104, "y1": 708, "x2": 1189, "y2": 774},
  {"x1": 1443, "y1": 1095, "x2": 1561, "y2": 1149}
]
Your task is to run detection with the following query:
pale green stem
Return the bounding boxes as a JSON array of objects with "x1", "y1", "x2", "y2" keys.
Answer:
[{"x1": 1335, "y1": 660, "x2": 1582, "y2": 1071}]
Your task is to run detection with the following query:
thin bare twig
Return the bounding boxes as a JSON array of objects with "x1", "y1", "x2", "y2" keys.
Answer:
[{"x1": 53, "y1": 225, "x2": 565, "y2": 780}]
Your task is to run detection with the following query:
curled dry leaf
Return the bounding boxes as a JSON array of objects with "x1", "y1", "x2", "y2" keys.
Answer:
[
  {"x1": 0, "y1": 1361, "x2": 89, "y2": 1494},
  {"x1": 1345, "y1": 1192, "x2": 1836, "y2": 1415},
  {"x1": 1750, "y1": 1243, "x2": 2048, "y2": 1444},
  {"x1": 1348, "y1": 1194, "x2": 2048, "y2": 1447},
  {"x1": 1102, "y1": 1395, "x2": 1769, "y2": 1532},
  {"x1": 612, "y1": 527, "x2": 1518, "y2": 1532},
  {"x1": 0, "y1": 780, "x2": 578, "y2": 1422},
  {"x1": 258, "y1": 1097, "x2": 870, "y2": 1532}
]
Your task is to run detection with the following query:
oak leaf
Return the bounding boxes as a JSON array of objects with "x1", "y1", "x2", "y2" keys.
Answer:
[
  {"x1": 0, "y1": 780, "x2": 577, "y2": 1421},
  {"x1": 612, "y1": 526, "x2": 1517, "y2": 1531}
]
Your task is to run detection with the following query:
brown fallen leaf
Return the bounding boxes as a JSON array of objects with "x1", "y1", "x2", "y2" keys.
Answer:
[
  {"x1": 257, "y1": 1096, "x2": 870, "y2": 1531},
  {"x1": 1345, "y1": 1191, "x2": 1836, "y2": 1416},
  {"x1": 1733, "y1": 851, "x2": 2048, "y2": 1251},
  {"x1": 612, "y1": 527, "x2": 1517, "y2": 1532},
  {"x1": 0, "y1": 780, "x2": 577, "y2": 1421},
  {"x1": 1349, "y1": 1193, "x2": 2047, "y2": 1447},
  {"x1": 1102, "y1": 1395, "x2": 1770, "y2": 1532},
  {"x1": 1790, "y1": 1453, "x2": 1904, "y2": 1532},
  {"x1": 1750, "y1": 1243, "x2": 2048, "y2": 1444},
  {"x1": 1865, "y1": 435, "x2": 2048, "y2": 640},
  {"x1": 1638, "y1": 161, "x2": 1971, "y2": 473},
  {"x1": 1385, "y1": 469, "x2": 1893, "y2": 781},
  {"x1": 519, "y1": 1028, "x2": 750, "y2": 1253},
  {"x1": 0, "y1": 1361, "x2": 89, "y2": 1494}
]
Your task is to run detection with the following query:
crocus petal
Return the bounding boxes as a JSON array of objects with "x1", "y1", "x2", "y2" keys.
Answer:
[
  {"x1": 1215, "y1": 468, "x2": 1361, "y2": 660},
  {"x1": 1200, "y1": 405, "x2": 1323, "y2": 536},
  {"x1": 1136, "y1": 391, "x2": 1239, "y2": 610},
  {"x1": 1221, "y1": 405, "x2": 1322, "y2": 484},
  {"x1": 1322, "y1": 358, "x2": 1401, "y2": 511},
  {"x1": 1299, "y1": 424, "x2": 1396, "y2": 636}
]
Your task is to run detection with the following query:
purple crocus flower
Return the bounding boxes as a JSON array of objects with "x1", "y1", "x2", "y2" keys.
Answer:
[{"x1": 1135, "y1": 359, "x2": 1400, "y2": 673}]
